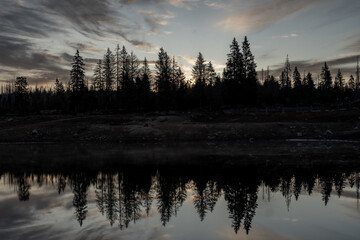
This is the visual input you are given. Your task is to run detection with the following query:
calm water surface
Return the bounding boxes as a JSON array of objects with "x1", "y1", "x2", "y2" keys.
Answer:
[{"x1": 0, "y1": 143, "x2": 359, "y2": 240}]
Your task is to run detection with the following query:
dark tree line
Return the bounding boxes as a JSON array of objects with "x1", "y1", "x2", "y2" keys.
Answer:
[{"x1": 1, "y1": 37, "x2": 360, "y2": 114}]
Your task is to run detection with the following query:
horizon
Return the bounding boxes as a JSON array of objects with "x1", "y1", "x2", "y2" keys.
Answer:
[{"x1": 1, "y1": 0, "x2": 360, "y2": 87}]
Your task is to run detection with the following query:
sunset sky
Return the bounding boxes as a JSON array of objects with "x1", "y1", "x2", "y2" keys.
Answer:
[{"x1": 1, "y1": 0, "x2": 360, "y2": 86}]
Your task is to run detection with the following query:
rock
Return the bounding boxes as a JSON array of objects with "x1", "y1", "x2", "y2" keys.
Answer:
[
  {"x1": 7, "y1": 118, "x2": 14, "y2": 122},
  {"x1": 31, "y1": 129, "x2": 39, "y2": 135},
  {"x1": 297, "y1": 132, "x2": 303, "y2": 137}
]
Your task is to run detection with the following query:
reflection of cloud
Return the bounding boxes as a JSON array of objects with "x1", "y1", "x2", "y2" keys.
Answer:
[
  {"x1": 216, "y1": 0, "x2": 323, "y2": 33},
  {"x1": 149, "y1": 233, "x2": 172, "y2": 240},
  {"x1": 217, "y1": 226, "x2": 292, "y2": 240}
]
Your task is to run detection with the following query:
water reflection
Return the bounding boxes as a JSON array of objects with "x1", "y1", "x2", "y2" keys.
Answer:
[{"x1": 2, "y1": 162, "x2": 360, "y2": 235}]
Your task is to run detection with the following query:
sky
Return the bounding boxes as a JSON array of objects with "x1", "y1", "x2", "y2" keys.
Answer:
[{"x1": 1, "y1": 0, "x2": 360, "y2": 87}]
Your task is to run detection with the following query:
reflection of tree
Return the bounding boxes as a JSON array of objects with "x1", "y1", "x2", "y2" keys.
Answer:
[
  {"x1": 58, "y1": 176, "x2": 67, "y2": 195},
  {"x1": 17, "y1": 176, "x2": 31, "y2": 201},
  {"x1": 193, "y1": 179, "x2": 220, "y2": 221},
  {"x1": 95, "y1": 174, "x2": 106, "y2": 215},
  {"x1": 122, "y1": 179, "x2": 142, "y2": 228},
  {"x1": 105, "y1": 176, "x2": 118, "y2": 226},
  {"x1": 333, "y1": 173, "x2": 345, "y2": 198},
  {"x1": 320, "y1": 174, "x2": 333, "y2": 206},
  {"x1": 280, "y1": 173, "x2": 293, "y2": 211},
  {"x1": 156, "y1": 174, "x2": 187, "y2": 226},
  {"x1": 5, "y1": 163, "x2": 360, "y2": 235},
  {"x1": 223, "y1": 171, "x2": 259, "y2": 235},
  {"x1": 72, "y1": 173, "x2": 89, "y2": 227}
]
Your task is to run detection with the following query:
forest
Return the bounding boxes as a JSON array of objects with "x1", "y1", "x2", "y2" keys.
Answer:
[{"x1": 1, "y1": 36, "x2": 359, "y2": 114}]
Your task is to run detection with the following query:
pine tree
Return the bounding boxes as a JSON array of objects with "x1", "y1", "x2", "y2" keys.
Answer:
[
  {"x1": 334, "y1": 69, "x2": 344, "y2": 90},
  {"x1": 155, "y1": 47, "x2": 172, "y2": 93},
  {"x1": 242, "y1": 36, "x2": 258, "y2": 104},
  {"x1": 129, "y1": 51, "x2": 139, "y2": 82},
  {"x1": 206, "y1": 61, "x2": 216, "y2": 86},
  {"x1": 320, "y1": 62, "x2": 332, "y2": 90},
  {"x1": 348, "y1": 75, "x2": 355, "y2": 90},
  {"x1": 93, "y1": 60, "x2": 104, "y2": 91},
  {"x1": 225, "y1": 38, "x2": 244, "y2": 85},
  {"x1": 305, "y1": 72, "x2": 315, "y2": 89},
  {"x1": 170, "y1": 56, "x2": 179, "y2": 90},
  {"x1": 282, "y1": 55, "x2": 291, "y2": 89},
  {"x1": 192, "y1": 52, "x2": 206, "y2": 88},
  {"x1": 120, "y1": 46, "x2": 130, "y2": 90},
  {"x1": 55, "y1": 78, "x2": 65, "y2": 95},
  {"x1": 176, "y1": 67, "x2": 186, "y2": 89},
  {"x1": 70, "y1": 50, "x2": 85, "y2": 92},
  {"x1": 102, "y1": 48, "x2": 115, "y2": 92},
  {"x1": 115, "y1": 44, "x2": 121, "y2": 91},
  {"x1": 137, "y1": 58, "x2": 151, "y2": 108},
  {"x1": 293, "y1": 67, "x2": 302, "y2": 89},
  {"x1": 15, "y1": 76, "x2": 28, "y2": 95}
]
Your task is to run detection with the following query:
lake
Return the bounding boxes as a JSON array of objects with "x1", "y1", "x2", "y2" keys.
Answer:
[{"x1": 0, "y1": 142, "x2": 359, "y2": 239}]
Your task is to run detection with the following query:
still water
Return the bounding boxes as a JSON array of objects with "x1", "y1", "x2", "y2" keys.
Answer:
[{"x1": 0, "y1": 143, "x2": 359, "y2": 239}]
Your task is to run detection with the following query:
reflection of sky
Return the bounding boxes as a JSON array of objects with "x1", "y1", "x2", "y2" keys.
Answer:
[
  {"x1": 0, "y1": 176, "x2": 359, "y2": 240},
  {"x1": 1, "y1": 0, "x2": 360, "y2": 86}
]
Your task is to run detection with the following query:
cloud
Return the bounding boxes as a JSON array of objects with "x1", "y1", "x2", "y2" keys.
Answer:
[
  {"x1": 120, "y1": 0, "x2": 199, "y2": 10},
  {"x1": 66, "y1": 42, "x2": 105, "y2": 54},
  {"x1": 137, "y1": 9, "x2": 175, "y2": 33},
  {"x1": 343, "y1": 34, "x2": 360, "y2": 53},
  {"x1": 0, "y1": 2, "x2": 61, "y2": 38},
  {"x1": 272, "y1": 34, "x2": 298, "y2": 39},
  {"x1": 269, "y1": 55, "x2": 359, "y2": 79},
  {"x1": 216, "y1": 0, "x2": 323, "y2": 33}
]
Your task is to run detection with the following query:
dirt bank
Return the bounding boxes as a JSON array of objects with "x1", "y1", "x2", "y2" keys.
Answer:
[{"x1": 0, "y1": 109, "x2": 359, "y2": 143}]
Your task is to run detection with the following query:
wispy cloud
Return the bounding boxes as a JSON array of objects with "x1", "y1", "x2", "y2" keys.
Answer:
[
  {"x1": 137, "y1": 9, "x2": 175, "y2": 33},
  {"x1": 272, "y1": 34, "x2": 298, "y2": 39},
  {"x1": 270, "y1": 54, "x2": 360, "y2": 78},
  {"x1": 216, "y1": 0, "x2": 323, "y2": 33}
]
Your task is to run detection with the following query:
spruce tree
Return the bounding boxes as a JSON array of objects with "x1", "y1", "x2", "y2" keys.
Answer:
[
  {"x1": 70, "y1": 50, "x2": 85, "y2": 92},
  {"x1": 334, "y1": 69, "x2": 344, "y2": 90},
  {"x1": 320, "y1": 62, "x2": 332, "y2": 90},
  {"x1": 120, "y1": 46, "x2": 130, "y2": 90},
  {"x1": 192, "y1": 52, "x2": 206, "y2": 88},
  {"x1": 348, "y1": 75, "x2": 355, "y2": 90},
  {"x1": 155, "y1": 47, "x2": 172, "y2": 93},
  {"x1": 102, "y1": 48, "x2": 115, "y2": 92},
  {"x1": 242, "y1": 36, "x2": 258, "y2": 104},
  {"x1": 223, "y1": 38, "x2": 244, "y2": 105},
  {"x1": 93, "y1": 60, "x2": 104, "y2": 91},
  {"x1": 293, "y1": 67, "x2": 302, "y2": 89},
  {"x1": 206, "y1": 61, "x2": 216, "y2": 87},
  {"x1": 306, "y1": 72, "x2": 315, "y2": 89},
  {"x1": 129, "y1": 51, "x2": 139, "y2": 82},
  {"x1": 282, "y1": 55, "x2": 291, "y2": 89},
  {"x1": 155, "y1": 47, "x2": 172, "y2": 109},
  {"x1": 115, "y1": 44, "x2": 121, "y2": 91},
  {"x1": 55, "y1": 78, "x2": 65, "y2": 95},
  {"x1": 15, "y1": 76, "x2": 28, "y2": 95}
]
